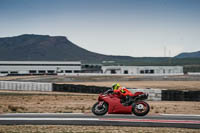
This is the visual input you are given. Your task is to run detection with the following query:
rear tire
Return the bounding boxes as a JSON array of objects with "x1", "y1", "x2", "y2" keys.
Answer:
[
  {"x1": 92, "y1": 102, "x2": 108, "y2": 116},
  {"x1": 132, "y1": 101, "x2": 150, "y2": 116}
]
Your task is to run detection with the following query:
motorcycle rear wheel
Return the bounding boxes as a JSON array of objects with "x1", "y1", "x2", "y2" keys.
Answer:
[
  {"x1": 132, "y1": 101, "x2": 150, "y2": 116},
  {"x1": 92, "y1": 102, "x2": 108, "y2": 116}
]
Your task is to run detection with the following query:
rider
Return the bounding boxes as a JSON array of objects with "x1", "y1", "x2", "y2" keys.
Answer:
[{"x1": 111, "y1": 83, "x2": 133, "y2": 105}]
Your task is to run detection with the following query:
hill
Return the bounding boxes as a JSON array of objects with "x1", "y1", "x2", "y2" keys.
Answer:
[
  {"x1": 0, "y1": 34, "x2": 133, "y2": 63},
  {"x1": 0, "y1": 34, "x2": 200, "y2": 66},
  {"x1": 175, "y1": 51, "x2": 200, "y2": 58}
]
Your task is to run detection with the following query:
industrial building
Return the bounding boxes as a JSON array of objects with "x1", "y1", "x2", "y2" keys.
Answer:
[
  {"x1": 101, "y1": 66, "x2": 183, "y2": 75},
  {"x1": 0, "y1": 61, "x2": 81, "y2": 75}
]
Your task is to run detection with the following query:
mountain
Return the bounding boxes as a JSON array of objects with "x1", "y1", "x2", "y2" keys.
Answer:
[
  {"x1": 175, "y1": 51, "x2": 200, "y2": 58},
  {"x1": 1, "y1": 34, "x2": 200, "y2": 66},
  {"x1": 0, "y1": 34, "x2": 133, "y2": 63}
]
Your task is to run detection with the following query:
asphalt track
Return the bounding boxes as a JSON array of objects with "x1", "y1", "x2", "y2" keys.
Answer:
[{"x1": 0, "y1": 113, "x2": 200, "y2": 129}]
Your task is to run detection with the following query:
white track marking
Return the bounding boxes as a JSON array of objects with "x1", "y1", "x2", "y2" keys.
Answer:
[
  {"x1": 2, "y1": 113, "x2": 84, "y2": 115},
  {"x1": 0, "y1": 118, "x2": 99, "y2": 121},
  {"x1": 160, "y1": 114, "x2": 200, "y2": 117},
  {"x1": 0, "y1": 117, "x2": 200, "y2": 124}
]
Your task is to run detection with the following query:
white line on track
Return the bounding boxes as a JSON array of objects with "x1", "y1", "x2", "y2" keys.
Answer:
[
  {"x1": 0, "y1": 118, "x2": 99, "y2": 121},
  {"x1": 2, "y1": 113, "x2": 84, "y2": 115},
  {"x1": 160, "y1": 114, "x2": 200, "y2": 117},
  {"x1": 0, "y1": 117, "x2": 200, "y2": 124}
]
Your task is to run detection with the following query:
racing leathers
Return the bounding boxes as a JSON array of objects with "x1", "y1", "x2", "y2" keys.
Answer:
[{"x1": 114, "y1": 87, "x2": 133, "y2": 105}]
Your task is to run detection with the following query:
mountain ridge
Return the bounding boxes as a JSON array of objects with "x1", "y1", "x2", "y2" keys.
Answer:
[
  {"x1": 0, "y1": 34, "x2": 200, "y2": 66},
  {"x1": 0, "y1": 34, "x2": 134, "y2": 63},
  {"x1": 175, "y1": 51, "x2": 200, "y2": 58}
]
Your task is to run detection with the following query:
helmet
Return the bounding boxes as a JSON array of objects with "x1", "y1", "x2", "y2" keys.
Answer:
[{"x1": 112, "y1": 83, "x2": 120, "y2": 90}]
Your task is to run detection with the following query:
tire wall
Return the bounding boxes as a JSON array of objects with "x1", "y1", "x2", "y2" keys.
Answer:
[
  {"x1": 52, "y1": 84, "x2": 109, "y2": 94},
  {"x1": 161, "y1": 90, "x2": 200, "y2": 101},
  {"x1": 53, "y1": 84, "x2": 200, "y2": 101}
]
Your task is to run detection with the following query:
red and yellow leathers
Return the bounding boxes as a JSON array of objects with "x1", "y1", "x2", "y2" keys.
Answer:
[{"x1": 114, "y1": 87, "x2": 133, "y2": 97}]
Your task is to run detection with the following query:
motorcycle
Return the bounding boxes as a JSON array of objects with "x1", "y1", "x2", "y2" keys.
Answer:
[{"x1": 92, "y1": 89, "x2": 150, "y2": 116}]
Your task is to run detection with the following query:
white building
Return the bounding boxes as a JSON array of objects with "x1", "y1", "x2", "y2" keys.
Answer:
[
  {"x1": 102, "y1": 66, "x2": 183, "y2": 75},
  {"x1": 0, "y1": 61, "x2": 184, "y2": 76},
  {"x1": 0, "y1": 61, "x2": 81, "y2": 75}
]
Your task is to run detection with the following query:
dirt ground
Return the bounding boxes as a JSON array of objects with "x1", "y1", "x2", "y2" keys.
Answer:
[
  {"x1": 0, "y1": 76, "x2": 200, "y2": 133},
  {"x1": 0, "y1": 91, "x2": 200, "y2": 133},
  {"x1": 0, "y1": 125, "x2": 199, "y2": 133},
  {"x1": 0, "y1": 90, "x2": 200, "y2": 114}
]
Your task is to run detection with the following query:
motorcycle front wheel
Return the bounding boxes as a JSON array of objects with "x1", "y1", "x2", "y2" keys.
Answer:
[
  {"x1": 92, "y1": 102, "x2": 108, "y2": 116},
  {"x1": 132, "y1": 101, "x2": 150, "y2": 116}
]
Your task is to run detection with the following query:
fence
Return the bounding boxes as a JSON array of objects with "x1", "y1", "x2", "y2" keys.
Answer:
[{"x1": 0, "y1": 81, "x2": 52, "y2": 91}]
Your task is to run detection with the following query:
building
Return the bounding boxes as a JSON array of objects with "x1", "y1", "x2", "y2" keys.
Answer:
[
  {"x1": 102, "y1": 66, "x2": 183, "y2": 75},
  {"x1": 0, "y1": 61, "x2": 183, "y2": 76},
  {"x1": 81, "y1": 64, "x2": 102, "y2": 73},
  {"x1": 0, "y1": 61, "x2": 81, "y2": 75}
]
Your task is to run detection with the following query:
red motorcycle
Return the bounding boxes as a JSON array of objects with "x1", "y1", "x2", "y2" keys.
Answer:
[{"x1": 92, "y1": 89, "x2": 150, "y2": 116}]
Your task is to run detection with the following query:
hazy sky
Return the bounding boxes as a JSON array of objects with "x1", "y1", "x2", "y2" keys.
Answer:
[{"x1": 0, "y1": 0, "x2": 200, "y2": 57}]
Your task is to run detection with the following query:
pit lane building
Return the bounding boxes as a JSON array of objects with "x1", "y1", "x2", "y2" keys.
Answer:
[
  {"x1": 0, "y1": 61, "x2": 81, "y2": 75},
  {"x1": 0, "y1": 61, "x2": 183, "y2": 76}
]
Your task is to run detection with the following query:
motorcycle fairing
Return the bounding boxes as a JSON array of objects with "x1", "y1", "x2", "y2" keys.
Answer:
[{"x1": 101, "y1": 94, "x2": 132, "y2": 114}]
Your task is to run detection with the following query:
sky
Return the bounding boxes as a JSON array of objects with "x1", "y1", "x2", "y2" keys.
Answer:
[{"x1": 0, "y1": 0, "x2": 200, "y2": 57}]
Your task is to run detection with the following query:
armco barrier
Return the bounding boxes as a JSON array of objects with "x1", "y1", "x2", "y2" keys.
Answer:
[{"x1": 0, "y1": 81, "x2": 52, "y2": 91}]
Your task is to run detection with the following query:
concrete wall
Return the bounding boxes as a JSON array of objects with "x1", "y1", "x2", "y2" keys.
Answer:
[{"x1": 0, "y1": 81, "x2": 52, "y2": 91}]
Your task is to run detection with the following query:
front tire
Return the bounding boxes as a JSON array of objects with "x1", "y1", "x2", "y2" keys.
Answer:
[
  {"x1": 132, "y1": 101, "x2": 150, "y2": 116},
  {"x1": 92, "y1": 102, "x2": 108, "y2": 116}
]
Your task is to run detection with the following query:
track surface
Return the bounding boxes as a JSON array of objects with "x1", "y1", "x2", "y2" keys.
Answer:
[{"x1": 0, "y1": 113, "x2": 200, "y2": 129}]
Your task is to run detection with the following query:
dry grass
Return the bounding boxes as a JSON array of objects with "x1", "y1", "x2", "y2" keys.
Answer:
[
  {"x1": 0, "y1": 91, "x2": 96, "y2": 114},
  {"x1": 0, "y1": 91, "x2": 200, "y2": 133},
  {"x1": 0, "y1": 125, "x2": 199, "y2": 133},
  {"x1": 60, "y1": 81, "x2": 200, "y2": 90},
  {"x1": 0, "y1": 91, "x2": 200, "y2": 115}
]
